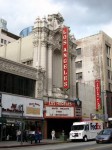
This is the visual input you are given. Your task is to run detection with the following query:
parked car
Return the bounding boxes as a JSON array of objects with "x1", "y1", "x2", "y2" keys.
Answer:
[{"x1": 95, "y1": 128, "x2": 112, "y2": 143}]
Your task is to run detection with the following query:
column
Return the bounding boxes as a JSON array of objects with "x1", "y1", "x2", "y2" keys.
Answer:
[
  {"x1": 43, "y1": 120, "x2": 47, "y2": 139},
  {"x1": 32, "y1": 39, "x2": 39, "y2": 68},
  {"x1": 40, "y1": 41, "x2": 47, "y2": 70},
  {"x1": 47, "y1": 44, "x2": 53, "y2": 96}
]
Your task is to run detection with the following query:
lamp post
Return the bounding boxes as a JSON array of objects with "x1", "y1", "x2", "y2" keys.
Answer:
[
  {"x1": 101, "y1": 90, "x2": 106, "y2": 128},
  {"x1": 101, "y1": 91, "x2": 105, "y2": 115},
  {"x1": 19, "y1": 104, "x2": 23, "y2": 145}
]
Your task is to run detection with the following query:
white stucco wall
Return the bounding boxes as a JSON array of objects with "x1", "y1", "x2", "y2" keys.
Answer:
[
  {"x1": 21, "y1": 34, "x2": 33, "y2": 61},
  {"x1": 0, "y1": 34, "x2": 33, "y2": 63},
  {"x1": 78, "y1": 82, "x2": 96, "y2": 118},
  {"x1": 76, "y1": 34, "x2": 103, "y2": 86},
  {"x1": 6, "y1": 41, "x2": 20, "y2": 62},
  {"x1": 0, "y1": 45, "x2": 5, "y2": 57}
]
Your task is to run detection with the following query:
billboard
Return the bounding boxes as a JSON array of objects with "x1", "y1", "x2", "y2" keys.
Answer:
[
  {"x1": 62, "y1": 27, "x2": 69, "y2": 89},
  {"x1": 1, "y1": 93, "x2": 43, "y2": 118},
  {"x1": 44, "y1": 101, "x2": 75, "y2": 118}
]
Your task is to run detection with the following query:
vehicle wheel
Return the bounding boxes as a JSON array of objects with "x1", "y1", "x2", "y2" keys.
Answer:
[{"x1": 83, "y1": 136, "x2": 88, "y2": 142}]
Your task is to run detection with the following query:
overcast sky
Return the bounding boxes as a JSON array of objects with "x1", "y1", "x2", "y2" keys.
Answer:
[{"x1": 1, "y1": 0, "x2": 112, "y2": 39}]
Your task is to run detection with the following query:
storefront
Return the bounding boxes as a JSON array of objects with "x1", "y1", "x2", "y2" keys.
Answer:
[
  {"x1": 43, "y1": 100, "x2": 82, "y2": 139},
  {"x1": 0, "y1": 93, "x2": 43, "y2": 141}
]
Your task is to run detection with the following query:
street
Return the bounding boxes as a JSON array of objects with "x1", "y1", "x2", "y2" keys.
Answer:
[{"x1": 1, "y1": 141, "x2": 112, "y2": 150}]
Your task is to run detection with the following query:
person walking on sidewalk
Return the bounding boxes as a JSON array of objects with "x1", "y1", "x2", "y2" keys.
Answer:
[
  {"x1": 35, "y1": 129, "x2": 42, "y2": 143},
  {"x1": 16, "y1": 129, "x2": 21, "y2": 142},
  {"x1": 51, "y1": 129, "x2": 55, "y2": 140}
]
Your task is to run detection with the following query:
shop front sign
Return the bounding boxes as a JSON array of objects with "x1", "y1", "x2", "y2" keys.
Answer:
[{"x1": 1, "y1": 93, "x2": 43, "y2": 118}]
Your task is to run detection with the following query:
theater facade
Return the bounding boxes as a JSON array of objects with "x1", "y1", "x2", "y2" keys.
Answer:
[{"x1": 0, "y1": 13, "x2": 82, "y2": 140}]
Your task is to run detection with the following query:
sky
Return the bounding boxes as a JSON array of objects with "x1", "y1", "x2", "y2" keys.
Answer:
[{"x1": 0, "y1": 0, "x2": 112, "y2": 39}]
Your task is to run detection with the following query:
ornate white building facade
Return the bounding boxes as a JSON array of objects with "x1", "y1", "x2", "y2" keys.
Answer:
[
  {"x1": 0, "y1": 13, "x2": 77, "y2": 100},
  {"x1": 32, "y1": 13, "x2": 77, "y2": 100},
  {"x1": 0, "y1": 13, "x2": 81, "y2": 139}
]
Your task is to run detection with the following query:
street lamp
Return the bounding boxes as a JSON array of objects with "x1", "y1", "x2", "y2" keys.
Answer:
[
  {"x1": 101, "y1": 91, "x2": 105, "y2": 115},
  {"x1": 101, "y1": 90, "x2": 107, "y2": 128},
  {"x1": 18, "y1": 104, "x2": 23, "y2": 145}
]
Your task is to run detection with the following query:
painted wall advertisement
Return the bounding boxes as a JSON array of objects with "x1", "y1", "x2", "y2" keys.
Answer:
[
  {"x1": 44, "y1": 101, "x2": 75, "y2": 118},
  {"x1": 1, "y1": 93, "x2": 43, "y2": 118}
]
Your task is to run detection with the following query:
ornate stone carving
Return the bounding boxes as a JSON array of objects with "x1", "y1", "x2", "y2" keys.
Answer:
[
  {"x1": 53, "y1": 32, "x2": 62, "y2": 50},
  {"x1": 41, "y1": 41, "x2": 47, "y2": 47},
  {"x1": 0, "y1": 57, "x2": 37, "y2": 79},
  {"x1": 33, "y1": 39, "x2": 39, "y2": 47},
  {"x1": 47, "y1": 13, "x2": 64, "y2": 30}
]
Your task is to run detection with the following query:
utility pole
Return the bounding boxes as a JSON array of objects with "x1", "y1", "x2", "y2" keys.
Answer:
[
  {"x1": 19, "y1": 104, "x2": 23, "y2": 145},
  {"x1": 101, "y1": 91, "x2": 105, "y2": 127}
]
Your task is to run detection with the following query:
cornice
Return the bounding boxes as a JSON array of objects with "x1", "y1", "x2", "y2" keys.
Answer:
[{"x1": 0, "y1": 57, "x2": 37, "y2": 80}]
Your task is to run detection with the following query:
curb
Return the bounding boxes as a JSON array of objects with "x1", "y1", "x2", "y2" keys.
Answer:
[{"x1": 0, "y1": 141, "x2": 69, "y2": 148}]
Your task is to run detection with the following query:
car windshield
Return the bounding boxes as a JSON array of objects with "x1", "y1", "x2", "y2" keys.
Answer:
[
  {"x1": 71, "y1": 125, "x2": 84, "y2": 131},
  {"x1": 98, "y1": 129, "x2": 112, "y2": 135}
]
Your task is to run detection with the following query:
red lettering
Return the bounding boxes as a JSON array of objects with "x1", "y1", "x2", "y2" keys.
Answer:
[
  {"x1": 63, "y1": 35, "x2": 67, "y2": 39},
  {"x1": 63, "y1": 47, "x2": 67, "y2": 52},
  {"x1": 63, "y1": 58, "x2": 68, "y2": 63},
  {"x1": 63, "y1": 64, "x2": 67, "y2": 69},
  {"x1": 63, "y1": 53, "x2": 67, "y2": 57},
  {"x1": 64, "y1": 76, "x2": 68, "y2": 81},
  {"x1": 64, "y1": 82, "x2": 68, "y2": 87},
  {"x1": 63, "y1": 70, "x2": 68, "y2": 75}
]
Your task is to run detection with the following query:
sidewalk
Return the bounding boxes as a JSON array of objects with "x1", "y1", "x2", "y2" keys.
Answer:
[{"x1": 0, "y1": 139, "x2": 69, "y2": 148}]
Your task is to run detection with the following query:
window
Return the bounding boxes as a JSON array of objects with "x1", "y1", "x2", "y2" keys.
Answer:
[
  {"x1": 76, "y1": 48, "x2": 81, "y2": 55},
  {"x1": 76, "y1": 72, "x2": 82, "y2": 80},
  {"x1": 4, "y1": 40, "x2": 6, "y2": 44},
  {"x1": 107, "y1": 57, "x2": 111, "y2": 67},
  {"x1": 85, "y1": 125, "x2": 89, "y2": 131},
  {"x1": 108, "y1": 70, "x2": 111, "y2": 79},
  {"x1": 75, "y1": 61, "x2": 82, "y2": 68},
  {"x1": 22, "y1": 60, "x2": 33, "y2": 66},
  {"x1": 0, "y1": 71, "x2": 35, "y2": 97},
  {"x1": 1, "y1": 39, "x2": 3, "y2": 43},
  {"x1": 105, "y1": 44, "x2": 111, "y2": 55},
  {"x1": 108, "y1": 83, "x2": 111, "y2": 91},
  {"x1": 27, "y1": 60, "x2": 33, "y2": 65}
]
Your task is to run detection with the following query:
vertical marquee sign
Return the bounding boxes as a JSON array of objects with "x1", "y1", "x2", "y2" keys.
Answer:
[
  {"x1": 95, "y1": 79, "x2": 101, "y2": 111},
  {"x1": 62, "y1": 27, "x2": 69, "y2": 89}
]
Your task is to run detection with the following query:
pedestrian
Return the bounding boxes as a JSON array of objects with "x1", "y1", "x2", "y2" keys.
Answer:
[
  {"x1": 38, "y1": 130, "x2": 42, "y2": 143},
  {"x1": 16, "y1": 129, "x2": 21, "y2": 142},
  {"x1": 51, "y1": 129, "x2": 55, "y2": 140},
  {"x1": 6, "y1": 134, "x2": 9, "y2": 141},
  {"x1": 62, "y1": 130, "x2": 65, "y2": 136},
  {"x1": 34, "y1": 130, "x2": 38, "y2": 144},
  {"x1": 35, "y1": 129, "x2": 42, "y2": 143},
  {"x1": 23, "y1": 130, "x2": 27, "y2": 142}
]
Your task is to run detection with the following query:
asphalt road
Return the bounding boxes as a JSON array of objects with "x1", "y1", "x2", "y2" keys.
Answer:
[{"x1": 1, "y1": 141, "x2": 112, "y2": 150}]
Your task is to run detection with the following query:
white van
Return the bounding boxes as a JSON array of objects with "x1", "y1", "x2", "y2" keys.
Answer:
[{"x1": 69, "y1": 121, "x2": 103, "y2": 142}]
